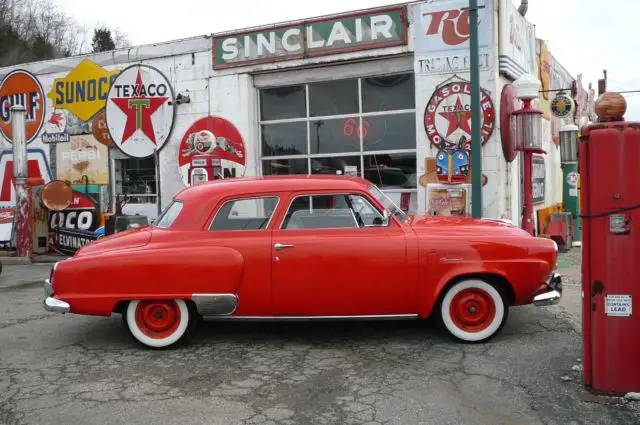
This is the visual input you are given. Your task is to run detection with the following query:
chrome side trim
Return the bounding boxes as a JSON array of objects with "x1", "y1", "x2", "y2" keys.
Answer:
[
  {"x1": 202, "y1": 314, "x2": 419, "y2": 322},
  {"x1": 191, "y1": 294, "x2": 238, "y2": 316}
]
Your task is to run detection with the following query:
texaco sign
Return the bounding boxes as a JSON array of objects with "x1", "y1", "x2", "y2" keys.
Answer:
[
  {"x1": 424, "y1": 81, "x2": 495, "y2": 149},
  {"x1": 105, "y1": 64, "x2": 175, "y2": 158}
]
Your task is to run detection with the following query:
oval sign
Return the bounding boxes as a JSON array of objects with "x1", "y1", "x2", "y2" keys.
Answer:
[
  {"x1": 0, "y1": 69, "x2": 46, "y2": 144},
  {"x1": 499, "y1": 84, "x2": 518, "y2": 163},
  {"x1": 178, "y1": 116, "x2": 246, "y2": 187},
  {"x1": 105, "y1": 64, "x2": 175, "y2": 158}
]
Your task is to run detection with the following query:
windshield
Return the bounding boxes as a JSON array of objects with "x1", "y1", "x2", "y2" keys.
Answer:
[
  {"x1": 155, "y1": 200, "x2": 183, "y2": 228},
  {"x1": 367, "y1": 185, "x2": 406, "y2": 221}
]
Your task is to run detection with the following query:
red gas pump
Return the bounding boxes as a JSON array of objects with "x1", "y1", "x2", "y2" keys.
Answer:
[
  {"x1": 188, "y1": 156, "x2": 222, "y2": 185},
  {"x1": 580, "y1": 92, "x2": 640, "y2": 394}
]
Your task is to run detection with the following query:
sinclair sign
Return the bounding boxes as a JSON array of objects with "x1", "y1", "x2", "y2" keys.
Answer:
[{"x1": 213, "y1": 7, "x2": 407, "y2": 69}]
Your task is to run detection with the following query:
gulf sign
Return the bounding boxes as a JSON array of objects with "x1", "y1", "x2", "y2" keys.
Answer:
[
  {"x1": 0, "y1": 70, "x2": 46, "y2": 144},
  {"x1": 48, "y1": 59, "x2": 119, "y2": 122}
]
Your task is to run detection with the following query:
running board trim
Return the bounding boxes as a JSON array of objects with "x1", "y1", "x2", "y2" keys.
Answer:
[{"x1": 202, "y1": 314, "x2": 419, "y2": 322}]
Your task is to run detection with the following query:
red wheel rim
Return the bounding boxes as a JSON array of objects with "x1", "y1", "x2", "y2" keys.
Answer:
[
  {"x1": 449, "y1": 288, "x2": 496, "y2": 333},
  {"x1": 135, "y1": 300, "x2": 181, "y2": 339}
]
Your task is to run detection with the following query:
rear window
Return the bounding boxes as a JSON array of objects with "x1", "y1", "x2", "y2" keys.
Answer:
[{"x1": 155, "y1": 200, "x2": 183, "y2": 228}]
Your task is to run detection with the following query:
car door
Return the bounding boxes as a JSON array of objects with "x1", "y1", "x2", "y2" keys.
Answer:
[
  {"x1": 271, "y1": 192, "x2": 410, "y2": 317},
  {"x1": 205, "y1": 194, "x2": 281, "y2": 316}
]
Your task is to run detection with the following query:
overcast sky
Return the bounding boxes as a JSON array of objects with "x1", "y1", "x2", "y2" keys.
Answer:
[{"x1": 55, "y1": 0, "x2": 639, "y2": 120}]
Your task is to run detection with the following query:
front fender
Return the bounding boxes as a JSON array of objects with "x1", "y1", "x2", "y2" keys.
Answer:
[{"x1": 52, "y1": 246, "x2": 244, "y2": 316}]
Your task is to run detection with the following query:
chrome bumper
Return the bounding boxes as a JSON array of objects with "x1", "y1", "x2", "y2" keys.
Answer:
[
  {"x1": 533, "y1": 272, "x2": 562, "y2": 307},
  {"x1": 43, "y1": 279, "x2": 70, "y2": 313}
]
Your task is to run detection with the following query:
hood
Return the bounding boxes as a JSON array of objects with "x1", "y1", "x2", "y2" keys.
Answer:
[
  {"x1": 410, "y1": 215, "x2": 530, "y2": 237},
  {"x1": 75, "y1": 226, "x2": 152, "y2": 257}
]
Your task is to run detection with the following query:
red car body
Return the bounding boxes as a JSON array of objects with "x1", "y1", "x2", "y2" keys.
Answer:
[{"x1": 44, "y1": 176, "x2": 561, "y2": 348}]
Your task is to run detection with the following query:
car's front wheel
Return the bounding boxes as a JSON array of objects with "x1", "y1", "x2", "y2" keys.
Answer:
[
  {"x1": 124, "y1": 299, "x2": 196, "y2": 348},
  {"x1": 437, "y1": 279, "x2": 508, "y2": 343}
]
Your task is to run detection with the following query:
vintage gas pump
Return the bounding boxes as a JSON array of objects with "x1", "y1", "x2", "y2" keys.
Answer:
[
  {"x1": 188, "y1": 156, "x2": 222, "y2": 185},
  {"x1": 580, "y1": 92, "x2": 640, "y2": 394}
]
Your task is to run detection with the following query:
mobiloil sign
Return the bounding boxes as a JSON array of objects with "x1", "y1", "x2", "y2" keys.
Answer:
[
  {"x1": 213, "y1": 6, "x2": 407, "y2": 69},
  {"x1": 48, "y1": 59, "x2": 119, "y2": 122}
]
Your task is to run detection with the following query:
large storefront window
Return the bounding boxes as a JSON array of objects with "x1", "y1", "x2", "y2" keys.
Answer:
[{"x1": 259, "y1": 73, "x2": 417, "y2": 211}]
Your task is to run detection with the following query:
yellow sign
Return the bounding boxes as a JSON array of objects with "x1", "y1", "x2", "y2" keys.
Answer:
[
  {"x1": 538, "y1": 39, "x2": 551, "y2": 120},
  {"x1": 47, "y1": 59, "x2": 119, "y2": 122}
]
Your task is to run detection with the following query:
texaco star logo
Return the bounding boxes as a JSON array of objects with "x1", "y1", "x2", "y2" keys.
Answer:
[
  {"x1": 105, "y1": 64, "x2": 175, "y2": 158},
  {"x1": 424, "y1": 81, "x2": 495, "y2": 149}
]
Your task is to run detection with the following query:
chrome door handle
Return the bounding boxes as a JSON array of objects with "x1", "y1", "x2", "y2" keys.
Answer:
[{"x1": 274, "y1": 243, "x2": 294, "y2": 251}]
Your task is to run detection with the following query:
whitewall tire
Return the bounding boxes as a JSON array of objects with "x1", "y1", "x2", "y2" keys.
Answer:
[
  {"x1": 124, "y1": 299, "x2": 194, "y2": 348},
  {"x1": 437, "y1": 279, "x2": 508, "y2": 343}
]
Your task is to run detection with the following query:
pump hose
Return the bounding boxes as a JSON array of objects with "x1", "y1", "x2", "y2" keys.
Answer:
[{"x1": 580, "y1": 204, "x2": 640, "y2": 219}]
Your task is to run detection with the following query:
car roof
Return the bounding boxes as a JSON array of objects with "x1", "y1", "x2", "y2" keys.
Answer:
[{"x1": 176, "y1": 175, "x2": 373, "y2": 202}]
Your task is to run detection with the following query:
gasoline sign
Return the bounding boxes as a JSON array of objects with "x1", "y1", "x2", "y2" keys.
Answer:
[
  {"x1": 0, "y1": 70, "x2": 45, "y2": 144},
  {"x1": 105, "y1": 64, "x2": 175, "y2": 158},
  {"x1": 47, "y1": 59, "x2": 119, "y2": 122}
]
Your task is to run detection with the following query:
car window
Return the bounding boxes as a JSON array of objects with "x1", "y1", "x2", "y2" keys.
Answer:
[
  {"x1": 282, "y1": 194, "x2": 359, "y2": 230},
  {"x1": 210, "y1": 197, "x2": 279, "y2": 231},
  {"x1": 155, "y1": 200, "x2": 183, "y2": 228},
  {"x1": 348, "y1": 195, "x2": 385, "y2": 226}
]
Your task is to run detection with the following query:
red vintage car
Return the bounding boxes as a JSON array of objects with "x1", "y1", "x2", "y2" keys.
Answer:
[{"x1": 43, "y1": 176, "x2": 561, "y2": 348}]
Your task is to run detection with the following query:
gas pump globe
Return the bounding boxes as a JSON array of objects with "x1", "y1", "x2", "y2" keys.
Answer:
[
  {"x1": 511, "y1": 74, "x2": 545, "y2": 235},
  {"x1": 559, "y1": 123, "x2": 579, "y2": 162}
]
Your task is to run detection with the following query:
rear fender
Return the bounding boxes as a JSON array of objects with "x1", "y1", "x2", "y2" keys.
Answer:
[{"x1": 53, "y1": 246, "x2": 244, "y2": 316}]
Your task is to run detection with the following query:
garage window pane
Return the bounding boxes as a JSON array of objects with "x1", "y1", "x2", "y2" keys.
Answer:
[
  {"x1": 363, "y1": 153, "x2": 416, "y2": 189},
  {"x1": 362, "y1": 74, "x2": 415, "y2": 112},
  {"x1": 263, "y1": 158, "x2": 308, "y2": 175},
  {"x1": 210, "y1": 197, "x2": 279, "y2": 231},
  {"x1": 311, "y1": 156, "x2": 360, "y2": 176},
  {"x1": 310, "y1": 117, "x2": 360, "y2": 154},
  {"x1": 260, "y1": 85, "x2": 306, "y2": 120},
  {"x1": 261, "y1": 122, "x2": 308, "y2": 157},
  {"x1": 309, "y1": 79, "x2": 358, "y2": 117},
  {"x1": 363, "y1": 113, "x2": 415, "y2": 152}
]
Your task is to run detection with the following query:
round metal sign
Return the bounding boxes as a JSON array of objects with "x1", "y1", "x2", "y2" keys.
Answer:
[
  {"x1": 41, "y1": 180, "x2": 74, "y2": 211},
  {"x1": 551, "y1": 93, "x2": 575, "y2": 118},
  {"x1": 0, "y1": 69, "x2": 46, "y2": 144},
  {"x1": 91, "y1": 109, "x2": 113, "y2": 146},
  {"x1": 105, "y1": 64, "x2": 175, "y2": 158},
  {"x1": 424, "y1": 81, "x2": 495, "y2": 149}
]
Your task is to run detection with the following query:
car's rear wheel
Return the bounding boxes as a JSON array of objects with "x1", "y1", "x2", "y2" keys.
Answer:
[
  {"x1": 124, "y1": 299, "x2": 195, "y2": 348},
  {"x1": 437, "y1": 279, "x2": 508, "y2": 343}
]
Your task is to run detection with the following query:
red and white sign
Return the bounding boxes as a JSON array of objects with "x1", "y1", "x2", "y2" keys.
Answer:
[
  {"x1": 178, "y1": 116, "x2": 246, "y2": 187},
  {"x1": 424, "y1": 81, "x2": 495, "y2": 149},
  {"x1": 0, "y1": 69, "x2": 46, "y2": 144},
  {"x1": 0, "y1": 148, "x2": 52, "y2": 208},
  {"x1": 105, "y1": 64, "x2": 175, "y2": 158}
]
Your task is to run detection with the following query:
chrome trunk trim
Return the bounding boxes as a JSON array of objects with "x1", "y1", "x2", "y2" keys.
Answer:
[{"x1": 191, "y1": 294, "x2": 238, "y2": 316}]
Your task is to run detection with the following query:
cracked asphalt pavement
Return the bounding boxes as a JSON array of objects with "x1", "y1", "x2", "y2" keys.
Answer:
[{"x1": 1, "y1": 253, "x2": 639, "y2": 425}]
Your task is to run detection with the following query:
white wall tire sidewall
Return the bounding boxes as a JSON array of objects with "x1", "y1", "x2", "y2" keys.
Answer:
[
  {"x1": 441, "y1": 280, "x2": 505, "y2": 342},
  {"x1": 126, "y1": 299, "x2": 190, "y2": 348}
]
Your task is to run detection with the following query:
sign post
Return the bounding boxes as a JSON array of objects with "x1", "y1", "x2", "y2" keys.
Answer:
[
  {"x1": 10, "y1": 105, "x2": 32, "y2": 258},
  {"x1": 469, "y1": 0, "x2": 484, "y2": 218}
]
